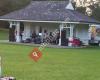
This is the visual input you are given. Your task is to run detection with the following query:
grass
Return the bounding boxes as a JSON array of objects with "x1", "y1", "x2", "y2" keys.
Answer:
[
  {"x1": 0, "y1": 43, "x2": 100, "y2": 80},
  {"x1": 0, "y1": 28, "x2": 9, "y2": 40}
]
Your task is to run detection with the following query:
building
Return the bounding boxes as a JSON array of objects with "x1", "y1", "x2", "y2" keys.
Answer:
[{"x1": 0, "y1": 1, "x2": 100, "y2": 46}]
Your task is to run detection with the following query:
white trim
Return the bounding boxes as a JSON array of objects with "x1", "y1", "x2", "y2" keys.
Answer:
[
  {"x1": 0, "y1": 19, "x2": 98, "y2": 25},
  {"x1": 59, "y1": 24, "x2": 62, "y2": 46},
  {"x1": 15, "y1": 23, "x2": 21, "y2": 42}
]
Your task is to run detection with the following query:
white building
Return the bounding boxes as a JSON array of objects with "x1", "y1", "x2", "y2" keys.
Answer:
[{"x1": 0, "y1": 1, "x2": 100, "y2": 46}]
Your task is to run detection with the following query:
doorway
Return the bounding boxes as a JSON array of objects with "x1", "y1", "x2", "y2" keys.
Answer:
[{"x1": 61, "y1": 29, "x2": 68, "y2": 46}]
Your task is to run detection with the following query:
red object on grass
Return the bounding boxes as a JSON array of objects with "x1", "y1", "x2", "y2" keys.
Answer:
[
  {"x1": 29, "y1": 48, "x2": 42, "y2": 62},
  {"x1": 73, "y1": 38, "x2": 81, "y2": 46}
]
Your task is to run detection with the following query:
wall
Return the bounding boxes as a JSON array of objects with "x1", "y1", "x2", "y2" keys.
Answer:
[
  {"x1": 75, "y1": 24, "x2": 89, "y2": 45},
  {"x1": 23, "y1": 22, "x2": 31, "y2": 40},
  {"x1": 22, "y1": 22, "x2": 59, "y2": 41}
]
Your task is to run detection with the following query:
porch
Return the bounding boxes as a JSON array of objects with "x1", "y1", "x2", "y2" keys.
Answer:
[{"x1": 8, "y1": 21, "x2": 91, "y2": 46}]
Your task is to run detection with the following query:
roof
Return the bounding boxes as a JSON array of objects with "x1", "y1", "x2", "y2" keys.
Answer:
[{"x1": 0, "y1": 1, "x2": 100, "y2": 24}]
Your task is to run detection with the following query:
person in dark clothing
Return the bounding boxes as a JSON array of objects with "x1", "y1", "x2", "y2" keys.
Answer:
[
  {"x1": 49, "y1": 32, "x2": 53, "y2": 43},
  {"x1": 20, "y1": 31, "x2": 23, "y2": 42},
  {"x1": 32, "y1": 31, "x2": 36, "y2": 38},
  {"x1": 49, "y1": 32, "x2": 53, "y2": 37},
  {"x1": 32, "y1": 31, "x2": 37, "y2": 42}
]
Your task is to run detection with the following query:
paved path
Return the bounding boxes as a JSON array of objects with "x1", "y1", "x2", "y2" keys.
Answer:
[{"x1": 0, "y1": 40, "x2": 84, "y2": 48}]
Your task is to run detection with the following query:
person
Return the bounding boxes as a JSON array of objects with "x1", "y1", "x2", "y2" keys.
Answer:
[
  {"x1": 35, "y1": 35, "x2": 41, "y2": 44},
  {"x1": 49, "y1": 32, "x2": 53, "y2": 43},
  {"x1": 31, "y1": 31, "x2": 37, "y2": 42},
  {"x1": 43, "y1": 30, "x2": 48, "y2": 42},
  {"x1": 56, "y1": 31, "x2": 60, "y2": 44},
  {"x1": 49, "y1": 32, "x2": 53, "y2": 37},
  {"x1": 20, "y1": 31, "x2": 24, "y2": 42},
  {"x1": 39, "y1": 32, "x2": 43, "y2": 43}
]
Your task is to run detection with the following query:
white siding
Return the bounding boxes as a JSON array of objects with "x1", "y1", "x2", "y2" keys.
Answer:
[
  {"x1": 76, "y1": 24, "x2": 89, "y2": 45},
  {"x1": 23, "y1": 22, "x2": 31, "y2": 40}
]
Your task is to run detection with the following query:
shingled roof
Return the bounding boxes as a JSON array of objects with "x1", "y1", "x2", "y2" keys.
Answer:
[{"x1": 0, "y1": 1, "x2": 100, "y2": 24}]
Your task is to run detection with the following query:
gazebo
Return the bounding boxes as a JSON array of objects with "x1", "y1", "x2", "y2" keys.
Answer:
[{"x1": 0, "y1": 1, "x2": 100, "y2": 46}]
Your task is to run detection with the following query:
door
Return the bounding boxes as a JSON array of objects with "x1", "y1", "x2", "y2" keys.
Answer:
[{"x1": 61, "y1": 29, "x2": 67, "y2": 46}]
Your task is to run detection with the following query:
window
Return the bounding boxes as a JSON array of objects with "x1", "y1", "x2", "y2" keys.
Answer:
[{"x1": 12, "y1": 21, "x2": 17, "y2": 25}]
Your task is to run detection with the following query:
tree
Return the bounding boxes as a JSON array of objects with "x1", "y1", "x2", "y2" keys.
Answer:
[
  {"x1": 74, "y1": 0, "x2": 100, "y2": 16},
  {"x1": 92, "y1": 7, "x2": 100, "y2": 21},
  {"x1": 0, "y1": 0, "x2": 31, "y2": 28},
  {"x1": 0, "y1": 0, "x2": 31, "y2": 16},
  {"x1": 73, "y1": 0, "x2": 100, "y2": 21}
]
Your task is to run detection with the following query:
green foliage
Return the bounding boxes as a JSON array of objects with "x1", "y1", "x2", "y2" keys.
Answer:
[
  {"x1": 0, "y1": 28, "x2": 9, "y2": 40},
  {"x1": 92, "y1": 7, "x2": 100, "y2": 21},
  {"x1": 0, "y1": 0, "x2": 31, "y2": 15},
  {"x1": 76, "y1": 7, "x2": 86, "y2": 14}
]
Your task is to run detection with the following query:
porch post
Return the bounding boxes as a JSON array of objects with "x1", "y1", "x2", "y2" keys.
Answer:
[
  {"x1": 23, "y1": 22, "x2": 31, "y2": 40},
  {"x1": 68, "y1": 24, "x2": 74, "y2": 46},
  {"x1": 59, "y1": 24, "x2": 63, "y2": 46},
  {"x1": 70, "y1": 24, "x2": 74, "y2": 38},
  {"x1": 15, "y1": 22, "x2": 21, "y2": 42},
  {"x1": 9, "y1": 21, "x2": 12, "y2": 28}
]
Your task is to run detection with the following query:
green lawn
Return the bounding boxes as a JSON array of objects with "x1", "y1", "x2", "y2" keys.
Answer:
[
  {"x1": 0, "y1": 43, "x2": 100, "y2": 80},
  {"x1": 0, "y1": 28, "x2": 9, "y2": 40}
]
